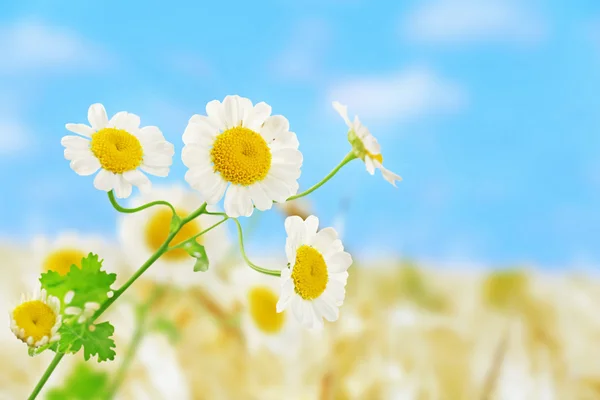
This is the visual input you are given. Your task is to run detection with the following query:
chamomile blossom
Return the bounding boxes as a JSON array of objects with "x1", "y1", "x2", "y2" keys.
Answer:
[
  {"x1": 118, "y1": 184, "x2": 230, "y2": 291},
  {"x1": 10, "y1": 289, "x2": 62, "y2": 348},
  {"x1": 332, "y1": 101, "x2": 402, "y2": 187},
  {"x1": 182, "y1": 95, "x2": 303, "y2": 218},
  {"x1": 62, "y1": 103, "x2": 175, "y2": 198},
  {"x1": 277, "y1": 216, "x2": 352, "y2": 330},
  {"x1": 231, "y1": 264, "x2": 300, "y2": 356}
]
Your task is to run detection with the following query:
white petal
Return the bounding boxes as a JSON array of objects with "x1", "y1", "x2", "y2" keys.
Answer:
[
  {"x1": 326, "y1": 251, "x2": 352, "y2": 273},
  {"x1": 222, "y1": 95, "x2": 243, "y2": 129},
  {"x1": 70, "y1": 157, "x2": 100, "y2": 176},
  {"x1": 311, "y1": 227, "x2": 339, "y2": 253},
  {"x1": 315, "y1": 296, "x2": 339, "y2": 322},
  {"x1": 304, "y1": 216, "x2": 319, "y2": 238},
  {"x1": 261, "y1": 175, "x2": 293, "y2": 202},
  {"x1": 65, "y1": 124, "x2": 94, "y2": 137},
  {"x1": 332, "y1": 101, "x2": 352, "y2": 128},
  {"x1": 375, "y1": 160, "x2": 402, "y2": 187},
  {"x1": 245, "y1": 102, "x2": 272, "y2": 130},
  {"x1": 205, "y1": 99, "x2": 227, "y2": 131},
  {"x1": 138, "y1": 126, "x2": 165, "y2": 143},
  {"x1": 270, "y1": 130, "x2": 299, "y2": 152},
  {"x1": 185, "y1": 167, "x2": 227, "y2": 204},
  {"x1": 183, "y1": 120, "x2": 219, "y2": 146},
  {"x1": 140, "y1": 165, "x2": 170, "y2": 177},
  {"x1": 113, "y1": 175, "x2": 133, "y2": 198},
  {"x1": 123, "y1": 170, "x2": 151, "y2": 193},
  {"x1": 271, "y1": 148, "x2": 303, "y2": 166},
  {"x1": 291, "y1": 298, "x2": 305, "y2": 325},
  {"x1": 326, "y1": 280, "x2": 346, "y2": 304},
  {"x1": 93, "y1": 170, "x2": 116, "y2": 191},
  {"x1": 276, "y1": 279, "x2": 295, "y2": 312},
  {"x1": 61, "y1": 135, "x2": 90, "y2": 150},
  {"x1": 261, "y1": 115, "x2": 290, "y2": 142},
  {"x1": 109, "y1": 111, "x2": 141, "y2": 132},
  {"x1": 87, "y1": 103, "x2": 108, "y2": 130},
  {"x1": 224, "y1": 185, "x2": 253, "y2": 217},
  {"x1": 248, "y1": 184, "x2": 273, "y2": 211},
  {"x1": 362, "y1": 134, "x2": 381, "y2": 155},
  {"x1": 365, "y1": 157, "x2": 376, "y2": 175},
  {"x1": 143, "y1": 153, "x2": 172, "y2": 168},
  {"x1": 181, "y1": 144, "x2": 211, "y2": 169}
]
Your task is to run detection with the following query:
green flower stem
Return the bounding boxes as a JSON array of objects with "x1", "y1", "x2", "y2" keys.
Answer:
[
  {"x1": 286, "y1": 151, "x2": 357, "y2": 202},
  {"x1": 169, "y1": 216, "x2": 229, "y2": 251},
  {"x1": 232, "y1": 218, "x2": 281, "y2": 277},
  {"x1": 108, "y1": 190, "x2": 175, "y2": 215},
  {"x1": 104, "y1": 286, "x2": 166, "y2": 399},
  {"x1": 27, "y1": 352, "x2": 65, "y2": 400},
  {"x1": 28, "y1": 200, "x2": 209, "y2": 400}
]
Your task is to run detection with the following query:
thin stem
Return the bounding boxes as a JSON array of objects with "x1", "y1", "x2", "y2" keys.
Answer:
[
  {"x1": 232, "y1": 218, "x2": 281, "y2": 277},
  {"x1": 181, "y1": 202, "x2": 207, "y2": 224},
  {"x1": 169, "y1": 217, "x2": 229, "y2": 251},
  {"x1": 104, "y1": 287, "x2": 166, "y2": 399},
  {"x1": 108, "y1": 190, "x2": 175, "y2": 215},
  {"x1": 27, "y1": 352, "x2": 65, "y2": 400},
  {"x1": 286, "y1": 151, "x2": 357, "y2": 201}
]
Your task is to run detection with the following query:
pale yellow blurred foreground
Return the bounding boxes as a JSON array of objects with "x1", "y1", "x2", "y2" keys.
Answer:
[{"x1": 1, "y1": 241, "x2": 600, "y2": 400}]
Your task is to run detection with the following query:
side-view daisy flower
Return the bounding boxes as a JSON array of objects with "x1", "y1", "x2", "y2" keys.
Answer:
[
  {"x1": 62, "y1": 103, "x2": 175, "y2": 198},
  {"x1": 182, "y1": 95, "x2": 303, "y2": 218},
  {"x1": 277, "y1": 216, "x2": 352, "y2": 330},
  {"x1": 332, "y1": 101, "x2": 402, "y2": 187},
  {"x1": 10, "y1": 289, "x2": 62, "y2": 348}
]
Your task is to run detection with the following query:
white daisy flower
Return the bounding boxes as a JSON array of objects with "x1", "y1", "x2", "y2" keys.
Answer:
[
  {"x1": 62, "y1": 103, "x2": 175, "y2": 198},
  {"x1": 30, "y1": 232, "x2": 118, "y2": 279},
  {"x1": 10, "y1": 289, "x2": 62, "y2": 348},
  {"x1": 182, "y1": 95, "x2": 303, "y2": 218},
  {"x1": 276, "y1": 215, "x2": 352, "y2": 330},
  {"x1": 118, "y1": 184, "x2": 230, "y2": 291},
  {"x1": 231, "y1": 264, "x2": 300, "y2": 356},
  {"x1": 332, "y1": 101, "x2": 402, "y2": 187}
]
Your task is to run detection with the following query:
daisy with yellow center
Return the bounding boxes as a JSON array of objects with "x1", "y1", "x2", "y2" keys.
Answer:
[
  {"x1": 231, "y1": 265, "x2": 300, "y2": 356},
  {"x1": 182, "y1": 95, "x2": 303, "y2": 218},
  {"x1": 277, "y1": 215, "x2": 352, "y2": 330},
  {"x1": 118, "y1": 185, "x2": 230, "y2": 290},
  {"x1": 30, "y1": 233, "x2": 117, "y2": 281},
  {"x1": 332, "y1": 101, "x2": 402, "y2": 187},
  {"x1": 10, "y1": 289, "x2": 62, "y2": 348},
  {"x1": 62, "y1": 103, "x2": 175, "y2": 198}
]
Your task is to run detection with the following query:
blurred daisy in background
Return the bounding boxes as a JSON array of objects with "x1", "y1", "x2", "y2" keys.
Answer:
[
  {"x1": 118, "y1": 185, "x2": 232, "y2": 303},
  {"x1": 182, "y1": 95, "x2": 303, "y2": 218},
  {"x1": 230, "y1": 263, "x2": 301, "y2": 357},
  {"x1": 29, "y1": 232, "x2": 120, "y2": 285},
  {"x1": 62, "y1": 103, "x2": 175, "y2": 198}
]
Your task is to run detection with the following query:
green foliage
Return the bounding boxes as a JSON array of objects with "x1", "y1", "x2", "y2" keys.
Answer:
[
  {"x1": 40, "y1": 253, "x2": 117, "y2": 309},
  {"x1": 46, "y1": 362, "x2": 109, "y2": 400},
  {"x1": 182, "y1": 241, "x2": 209, "y2": 272},
  {"x1": 151, "y1": 317, "x2": 181, "y2": 344},
  {"x1": 57, "y1": 321, "x2": 116, "y2": 362}
]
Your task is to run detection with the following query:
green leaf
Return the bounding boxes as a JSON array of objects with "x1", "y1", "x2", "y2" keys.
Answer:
[
  {"x1": 151, "y1": 317, "x2": 181, "y2": 344},
  {"x1": 40, "y1": 253, "x2": 117, "y2": 310},
  {"x1": 46, "y1": 362, "x2": 109, "y2": 400},
  {"x1": 169, "y1": 213, "x2": 182, "y2": 233},
  {"x1": 58, "y1": 321, "x2": 116, "y2": 362},
  {"x1": 182, "y1": 241, "x2": 209, "y2": 272}
]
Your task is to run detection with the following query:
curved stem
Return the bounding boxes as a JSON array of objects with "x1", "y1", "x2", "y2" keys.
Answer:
[
  {"x1": 104, "y1": 287, "x2": 166, "y2": 399},
  {"x1": 27, "y1": 352, "x2": 65, "y2": 400},
  {"x1": 232, "y1": 218, "x2": 281, "y2": 277},
  {"x1": 286, "y1": 151, "x2": 357, "y2": 201},
  {"x1": 181, "y1": 202, "x2": 207, "y2": 225},
  {"x1": 108, "y1": 191, "x2": 175, "y2": 215},
  {"x1": 169, "y1": 217, "x2": 229, "y2": 251}
]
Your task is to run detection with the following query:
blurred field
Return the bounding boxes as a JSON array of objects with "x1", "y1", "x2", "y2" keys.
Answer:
[{"x1": 2, "y1": 229, "x2": 600, "y2": 400}]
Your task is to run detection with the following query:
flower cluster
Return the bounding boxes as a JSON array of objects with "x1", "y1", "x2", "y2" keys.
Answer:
[{"x1": 9, "y1": 95, "x2": 401, "y2": 399}]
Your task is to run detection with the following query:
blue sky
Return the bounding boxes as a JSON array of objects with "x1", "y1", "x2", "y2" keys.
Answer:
[{"x1": 0, "y1": 0, "x2": 598, "y2": 268}]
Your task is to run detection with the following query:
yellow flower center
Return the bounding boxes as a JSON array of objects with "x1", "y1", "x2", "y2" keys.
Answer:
[
  {"x1": 210, "y1": 127, "x2": 271, "y2": 186},
  {"x1": 291, "y1": 245, "x2": 328, "y2": 300},
  {"x1": 43, "y1": 248, "x2": 86, "y2": 276},
  {"x1": 248, "y1": 286, "x2": 285, "y2": 334},
  {"x1": 13, "y1": 300, "x2": 57, "y2": 343},
  {"x1": 90, "y1": 128, "x2": 144, "y2": 174},
  {"x1": 367, "y1": 152, "x2": 383, "y2": 164},
  {"x1": 145, "y1": 208, "x2": 201, "y2": 261}
]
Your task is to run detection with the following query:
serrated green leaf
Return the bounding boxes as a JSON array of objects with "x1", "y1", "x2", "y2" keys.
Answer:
[
  {"x1": 58, "y1": 321, "x2": 116, "y2": 362},
  {"x1": 182, "y1": 241, "x2": 209, "y2": 272},
  {"x1": 40, "y1": 253, "x2": 116, "y2": 309},
  {"x1": 46, "y1": 362, "x2": 109, "y2": 400}
]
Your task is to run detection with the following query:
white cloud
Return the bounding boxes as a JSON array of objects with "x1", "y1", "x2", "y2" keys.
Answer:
[
  {"x1": 0, "y1": 19, "x2": 114, "y2": 74},
  {"x1": 0, "y1": 119, "x2": 30, "y2": 155},
  {"x1": 327, "y1": 67, "x2": 466, "y2": 122},
  {"x1": 271, "y1": 19, "x2": 331, "y2": 82},
  {"x1": 404, "y1": 0, "x2": 546, "y2": 45}
]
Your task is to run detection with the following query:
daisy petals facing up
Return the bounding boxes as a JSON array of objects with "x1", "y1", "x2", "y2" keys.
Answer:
[
  {"x1": 277, "y1": 215, "x2": 352, "y2": 330},
  {"x1": 10, "y1": 289, "x2": 62, "y2": 348},
  {"x1": 182, "y1": 95, "x2": 303, "y2": 218},
  {"x1": 62, "y1": 103, "x2": 174, "y2": 198},
  {"x1": 332, "y1": 101, "x2": 402, "y2": 187}
]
